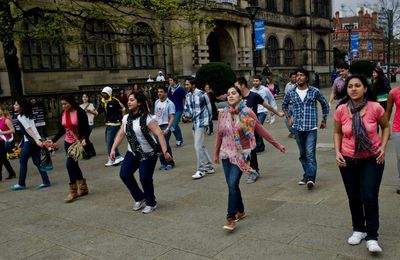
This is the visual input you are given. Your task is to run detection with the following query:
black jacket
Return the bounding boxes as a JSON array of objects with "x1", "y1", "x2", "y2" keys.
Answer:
[
  {"x1": 97, "y1": 96, "x2": 125, "y2": 125},
  {"x1": 52, "y1": 108, "x2": 90, "y2": 143}
]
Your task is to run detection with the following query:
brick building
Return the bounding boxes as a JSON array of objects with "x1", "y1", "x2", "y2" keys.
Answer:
[{"x1": 332, "y1": 8, "x2": 385, "y2": 64}]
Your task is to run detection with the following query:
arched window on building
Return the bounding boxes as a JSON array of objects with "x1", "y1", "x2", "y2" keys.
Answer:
[
  {"x1": 284, "y1": 38, "x2": 294, "y2": 65},
  {"x1": 267, "y1": 36, "x2": 279, "y2": 66},
  {"x1": 316, "y1": 40, "x2": 326, "y2": 65},
  {"x1": 314, "y1": 0, "x2": 329, "y2": 18},
  {"x1": 283, "y1": 0, "x2": 292, "y2": 15},
  {"x1": 129, "y1": 23, "x2": 155, "y2": 68},
  {"x1": 82, "y1": 21, "x2": 115, "y2": 69},
  {"x1": 266, "y1": 0, "x2": 277, "y2": 12},
  {"x1": 22, "y1": 19, "x2": 66, "y2": 70}
]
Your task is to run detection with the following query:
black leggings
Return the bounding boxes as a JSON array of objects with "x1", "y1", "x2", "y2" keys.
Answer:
[
  {"x1": 0, "y1": 140, "x2": 16, "y2": 178},
  {"x1": 65, "y1": 142, "x2": 84, "y2": 183}
]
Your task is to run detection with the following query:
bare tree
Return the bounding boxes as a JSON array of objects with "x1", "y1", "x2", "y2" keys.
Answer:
[{"x1": 378, "y1": 0, "x2": 400, "y2": 78}]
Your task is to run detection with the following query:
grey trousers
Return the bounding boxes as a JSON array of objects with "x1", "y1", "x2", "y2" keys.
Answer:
[
  {"x1": 193, "y1": 128, "x2": 213, "y2": 172},
  {"x1": 393, "y1": 132, "x2": 400, "y2": 178}
]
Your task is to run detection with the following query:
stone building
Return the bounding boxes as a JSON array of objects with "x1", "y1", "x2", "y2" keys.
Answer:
[
  {"x1": 0, "y1": 0, "x2": 333, "y2": 98},
  {"x1": 332, "y1": 8, "x2": 385, "y2": 64}
]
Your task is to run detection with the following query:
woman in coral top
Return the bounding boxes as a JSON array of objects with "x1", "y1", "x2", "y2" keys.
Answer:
[
  {"x1": 0, "y1": 106, "x2": 16, "y2": 180},
  {"x1": 334, "y1": 75, "x2": 390, "y2": 253},
  {"x1": 49, "y1": 95, "x2": 90, "y2": 203},
  {"x1": 214, "y1": 86, "x2": 285, "y2": 231},
  {"x1": 386, "y1": 84, "x2": 400, "y2": 195}
]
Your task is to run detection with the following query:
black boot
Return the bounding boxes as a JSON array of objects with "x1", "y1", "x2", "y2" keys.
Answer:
[{"x1": 5, "y1": 171, "x2": 16, "y2": 180}]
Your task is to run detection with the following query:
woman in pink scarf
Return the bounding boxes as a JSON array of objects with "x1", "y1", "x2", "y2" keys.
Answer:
[{"x1": 214, "y1": 86, "x2": 285, "y2": 231}]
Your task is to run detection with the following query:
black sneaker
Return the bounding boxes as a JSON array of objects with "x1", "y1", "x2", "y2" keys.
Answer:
[
  {"x1": 307, "y1": 180, "x2": 315, "y2": 190},
  {"x1": 298, "y1": 178, "x2": 307, "y2": 185}
]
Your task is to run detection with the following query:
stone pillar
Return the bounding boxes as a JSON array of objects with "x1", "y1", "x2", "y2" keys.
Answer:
[
  {"x1": 200, "y1": 22, "x2": 207, "y2": 46},
  {"x1": 245, "y1": 25, "x2": 252, "y2": 49},
  {"x1": 192, "y1": 21, "x2": 209, "y2": 68},
  {"x1": 238, "y1": 25, "x2": 251, "y2": 68},
  {"x1": 239, "y1": 26, "x2": 245, "y2": 48},
  {"x1": 261, "y1": 49, "x2": 267, "y2": 65}
]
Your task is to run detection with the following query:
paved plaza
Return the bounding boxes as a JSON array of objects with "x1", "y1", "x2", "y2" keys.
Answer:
[{"x1": 0, "y1": 88, "x2": 399, "y2": 259}]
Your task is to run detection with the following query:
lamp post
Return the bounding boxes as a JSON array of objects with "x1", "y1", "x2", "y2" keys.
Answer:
[
  {"x1": 161, "y1": 23, "x2": 167, "y2": 75},
  {"x1": 344, "y1": 24, "x2": 355, "y2": 65},
  {"x1": 246, "y1": 1, "x2": 261, "y2": 76}
]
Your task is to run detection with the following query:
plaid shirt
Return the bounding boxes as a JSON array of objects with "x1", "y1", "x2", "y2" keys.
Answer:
[
  {"x1": 184, "y1": 88, "x2": 212, "y2": 130},
  {"x1": 282, "y1": 86, "x2": 329, "y2": 131}
]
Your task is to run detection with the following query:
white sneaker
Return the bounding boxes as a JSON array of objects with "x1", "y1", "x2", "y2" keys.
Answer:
[
  {"x1": 204, "y1": 168, "x2": 215, "y2": 174},
  {"x1": 105, "y1": 159, "x2": 114, "y2": 167},
  {"x1": 142, "y1": 205, "x2": 157, "y2": 214},
  {"x1": 192, "y1": 171, "x2": 205, "y2": 179},
  {"x1": 366, "y1": 240, "x2": 382, "y2": 253},
  {"x1": 246, "y1": 175, "x2": 258, "y2": 184},
  {"x1": 347, "y1": 231, "x2": 367, "y2": 245},
  {"x1": 269, "y1": 115, "x2": 276, "y2": 124},
  {"x1": 132, "y1": 200, "x2": 145, "y2": 211},
  {"x1": 113, "y1": 156, "x2": 124, "y2": 165}
]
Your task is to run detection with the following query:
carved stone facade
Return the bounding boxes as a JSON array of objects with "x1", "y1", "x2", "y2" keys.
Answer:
[{"x1": 0, "y1": 0, "x2": 333, "y2": 97}]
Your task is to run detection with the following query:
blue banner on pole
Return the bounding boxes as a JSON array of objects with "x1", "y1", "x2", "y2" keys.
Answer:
[
  {"x1": 254, "y1": 20, "x2": 265, "y2": 51},
  {"x1": 368, "y1": 41, "x2": 373, "y2": 52},
  {"x1": 351, "y1": 33, "x2": 359, "y2": 57}
]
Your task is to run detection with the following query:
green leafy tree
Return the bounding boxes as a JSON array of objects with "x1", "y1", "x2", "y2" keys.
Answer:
[
  {"x1": 196, "y1": 62, "x2": 236, "y2": 96},
  {"x1": 0, "y1": 0, "x2": 212, "y2": 98}
]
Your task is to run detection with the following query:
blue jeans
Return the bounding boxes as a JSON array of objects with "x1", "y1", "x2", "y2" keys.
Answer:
[
  {"x1": 222, "y1": 159, "x2": 244, "y2": 220},
  {"x1": 105, "y1": 125, "x2": 120, "y2": 157},
  {"x1": 171, "y1": 110, "x2": 183, "y2": 143},
  {"x1": 294, "y1": 130, "x2": 317, "y2": 181},
  {"x1": 255, "y1": 112, "x2": 267, "y2": 150},
  {"x1": 18, "y1": 141, "x2": 50, "y2": 186},
  {"x1": 119, "y1": 151, "x2": 158, "y2": 207},
  {"x1": 159, "y1": 124, "x2": 174, "y2": 166},
  {"x1": 339, "y1": 156, "x2": 384, "y2": 241},
  {"x1": 65, "y1": 142, "x2": 84, "y2": 184}
]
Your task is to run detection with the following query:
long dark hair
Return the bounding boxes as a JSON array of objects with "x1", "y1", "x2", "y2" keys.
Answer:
[
  {"x1": 82, "y1": 93, "x2": 91, "y2": 103},
  {"x1": 61, "y1": 94, "x2": 80, "y2": 110},
  {"x1": 15, "y1": 98, "x2": 33, "y2": 119},
  {"x1": 372, "y1": 67, "x2": 389, "y2": 95},
  {"x1": 338, "y1": 74, "x2": 377, "y2": 106},
  {"x1": 129, "y1": 92, "x2": 149, "y2": 117}
]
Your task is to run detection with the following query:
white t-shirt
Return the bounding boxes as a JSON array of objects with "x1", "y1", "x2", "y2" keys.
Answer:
[
  {"x1": 18, "y1": 115, "x2": 41, "y2": 142},
  {"x1": 122, "y1": 114, "x2": 157, "y2": 153},
  {"x1": 156, "y1": 75, "x2": 165, "y2": 82},
  {"x1": 80, "y1": 103, "x2": 95, "y2": 126},
  {"x1": 154, "y1": 98, "x2": 175, "y2": 125},
  {"x1": 296, "y1": 88, "x2": 308, "y2": 102},
  {"x1": 250, "y1": 85, "x2": 268, "y2": 113}
]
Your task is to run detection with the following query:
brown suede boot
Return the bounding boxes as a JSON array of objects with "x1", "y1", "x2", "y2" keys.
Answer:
[
  {"x1": 77, "y1": 178, "x2": 89, "y2": 197},
  {"x1": 64, "y1": 183, "x2": 79, "y2": 203}
]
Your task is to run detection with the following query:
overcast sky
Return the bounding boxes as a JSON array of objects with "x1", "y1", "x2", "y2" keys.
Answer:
[{"x1": 333, "y1": 0, "x2": 381, "y2": 15}]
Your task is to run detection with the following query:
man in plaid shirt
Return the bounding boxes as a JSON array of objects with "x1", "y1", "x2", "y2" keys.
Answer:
[
  {"x1": 183, "y1": 77, "x2": 214, "y2": 179},
  {"x1": 282, "y1": 68, "x2": 329, "y2": 189}
]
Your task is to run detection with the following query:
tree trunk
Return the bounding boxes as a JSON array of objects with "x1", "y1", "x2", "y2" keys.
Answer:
[
  {"x1": 0, "y1": 1, "x2": 24, "y2": 99},
  {"x1": 2, "y1": 42, "x2": 24, "y2": 99}
]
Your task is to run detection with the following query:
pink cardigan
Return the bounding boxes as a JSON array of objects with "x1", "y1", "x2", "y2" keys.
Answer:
[{"x1": 214, "y1": 107, "x2": 283, "y2": 160}]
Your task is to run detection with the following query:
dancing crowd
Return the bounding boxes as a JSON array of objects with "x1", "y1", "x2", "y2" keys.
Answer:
[{"x1": 0, "y1": 66, "x2": 399, "y2": 255}]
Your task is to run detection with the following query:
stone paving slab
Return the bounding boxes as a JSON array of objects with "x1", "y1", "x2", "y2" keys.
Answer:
[{"x1": 0, "y1": 88, "x2": 399, "y2": 259}]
